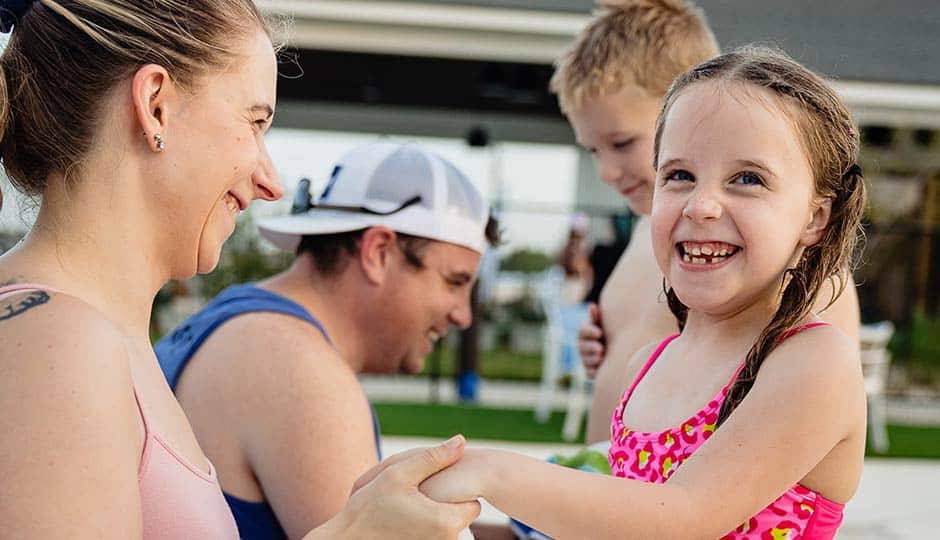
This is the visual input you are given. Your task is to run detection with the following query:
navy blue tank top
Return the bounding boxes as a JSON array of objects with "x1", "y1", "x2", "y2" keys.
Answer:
[{"x1": 155, "y1": 284, "x2": 382, "y2": 540}]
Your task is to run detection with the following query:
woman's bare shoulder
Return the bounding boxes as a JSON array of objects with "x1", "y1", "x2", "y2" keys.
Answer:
[
  {"x1": 0, "y1": 288, "x2": 135, "y2": 390},
  {"x1": 1, "y1": 288, "x2": 126, "y2": 352},
  {"x1": 0, "y1": 289, "x2": 144, "y2": 536}
]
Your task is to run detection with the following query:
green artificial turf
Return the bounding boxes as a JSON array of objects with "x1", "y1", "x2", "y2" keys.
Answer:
[
  {"x1": 866, "y1": 424, "x2": 940, "y2": 459},
  {"x1": 375, "y1": 402, "x2": 940, "y2": 459},
  {"x1": 421, "y1": 347, "x2": 543, "y2": 381},
  {"x1": 374, "y1": 402, "x2": 585, "y2": 444}
]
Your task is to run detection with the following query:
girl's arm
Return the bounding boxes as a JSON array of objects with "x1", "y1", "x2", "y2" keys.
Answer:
[
  {"x1": 422, "y1": 325, "x2": 865, "y2": 539},
  {"x1": 0, "y1": 292, "x2": 145, "y2": 538}
]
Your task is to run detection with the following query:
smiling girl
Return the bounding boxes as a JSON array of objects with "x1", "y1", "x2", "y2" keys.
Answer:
[{"x1": 409, "y1": 46, "x2": 868, "y2": 539}]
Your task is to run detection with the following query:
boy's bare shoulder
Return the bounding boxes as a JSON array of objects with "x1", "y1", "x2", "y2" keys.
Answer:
[
  {"x1": 627, "y1": 339, "x2": 661, "y2": 373},
  {"x1": 599, "y1": 217, "x2": 672, "y2": 332},
  {"x1": 601, "y1": 218, "x2": 658, "y2": 292}
]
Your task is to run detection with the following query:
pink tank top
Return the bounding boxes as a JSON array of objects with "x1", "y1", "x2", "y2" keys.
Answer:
[
  {"x1": 0, "y1": 284, "x2": 238, "y2": 539},
  {"x1": 609, "y1": 323, "x2": 844, "y2": 539}
]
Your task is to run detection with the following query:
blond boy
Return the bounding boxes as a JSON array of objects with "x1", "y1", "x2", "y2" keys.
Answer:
[{"x1": 551, "y1": 0, "x2": 860, "y2": 443}]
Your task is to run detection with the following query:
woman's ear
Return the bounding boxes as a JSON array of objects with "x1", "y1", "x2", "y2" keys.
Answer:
[
  {"x1": 131, "y1": 64, "x2": 174, "y2": 152},
  {"x1": 800, "y1": 197, "x2": 833, "y2": 247},
  {"x1": 359, "y1": 226, "x2": 397, "y2": 285}
]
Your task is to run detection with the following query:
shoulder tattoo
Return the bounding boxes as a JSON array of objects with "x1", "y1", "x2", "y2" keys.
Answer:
[{"x1": 0, "y1": 291, "x2": 51, "y2": 321}]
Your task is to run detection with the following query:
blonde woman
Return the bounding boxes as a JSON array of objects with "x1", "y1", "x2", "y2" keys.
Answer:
[{"x1": 0, "y1": 1, "x2": 477, "y2": 538}]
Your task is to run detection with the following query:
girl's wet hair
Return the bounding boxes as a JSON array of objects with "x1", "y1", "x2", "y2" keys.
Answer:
[
  {"x1": 0, "y1": 0, "x2": 271, "y2": 208},
  {"x1": 652, "y1": 46, "x2": 867, "y2": 426}
]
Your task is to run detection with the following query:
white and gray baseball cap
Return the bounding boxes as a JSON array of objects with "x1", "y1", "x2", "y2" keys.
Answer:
[{"x1": 257, "y1": 141, "x2": 490, "y2": 254}]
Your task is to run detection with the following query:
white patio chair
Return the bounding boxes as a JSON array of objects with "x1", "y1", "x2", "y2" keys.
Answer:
[
  {"x1": 859, "y1": 321, "x2": 895, "y2": 453},
  {"x1": 533, "y1": 267, "x2": 591, "y2": 441}
]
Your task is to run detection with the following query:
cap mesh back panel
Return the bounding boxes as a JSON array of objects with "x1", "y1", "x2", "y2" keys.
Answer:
[
  {"x1": 442, "y1": 160, "x2": 485, "y2": 221},
  {"x1": 365, "y1": 146, "x2": 434, "y2": 209}
]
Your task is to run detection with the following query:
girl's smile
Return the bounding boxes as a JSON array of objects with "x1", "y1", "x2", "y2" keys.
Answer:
[{"x1": 676, "y1": 240, "x2": 741, "y2": 269}]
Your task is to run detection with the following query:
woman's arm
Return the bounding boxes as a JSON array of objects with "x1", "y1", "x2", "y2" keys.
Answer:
[
  {"x1": 422, "y1": 326, "x2": 865, "y2": 539},
  {"x1": 304, "y1": 436, "x2": 481, "y2": 540},
  {"x1": 0, "y1": 292, "x2": 145, "y2": 538}
]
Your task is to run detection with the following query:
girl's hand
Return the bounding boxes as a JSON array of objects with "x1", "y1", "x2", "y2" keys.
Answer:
[{"x1": 419, "y1": 448, "x2": 491, "y2": 504}]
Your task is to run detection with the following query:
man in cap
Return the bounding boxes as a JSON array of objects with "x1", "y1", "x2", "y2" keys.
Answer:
[{"x1": 155, "y1": 141, "x2": 499, "y2": 540}]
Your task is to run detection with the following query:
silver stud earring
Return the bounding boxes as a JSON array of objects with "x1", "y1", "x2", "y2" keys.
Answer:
[{"x1": 154, "y1": 133, "x2": 166, "y2": 152}]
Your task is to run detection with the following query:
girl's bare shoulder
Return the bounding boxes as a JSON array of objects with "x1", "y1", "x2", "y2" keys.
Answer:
[{"x1": 761, "y1": 321, "x2": 864, "y2": 400}]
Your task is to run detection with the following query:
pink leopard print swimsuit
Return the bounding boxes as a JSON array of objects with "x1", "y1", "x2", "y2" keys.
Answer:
[{"x1": 609, "y1": 323, "x2": 844, "y2": 539}]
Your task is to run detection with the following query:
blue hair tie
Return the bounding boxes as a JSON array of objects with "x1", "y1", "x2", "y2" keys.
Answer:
[{"x1": 0, "y1": 0, "x2": 36, "y2": 33}]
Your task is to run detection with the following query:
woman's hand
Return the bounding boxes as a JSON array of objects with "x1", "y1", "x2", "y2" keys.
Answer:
[
  {"x1": 311, "y1": 436, "x2": 481, "y2": 539},
  {"x1": 419, "y1": 448, "x2": 491, "y2": 504}
]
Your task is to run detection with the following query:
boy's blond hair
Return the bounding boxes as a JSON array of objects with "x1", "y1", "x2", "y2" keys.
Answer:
[{"x1": 550, "y1": 0, "x2": 719, "y2": 112}]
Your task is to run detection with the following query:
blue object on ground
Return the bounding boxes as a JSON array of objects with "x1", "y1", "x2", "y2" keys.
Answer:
[{"x1": 458, "y1": 371, "x2": 480, "y2": 401}]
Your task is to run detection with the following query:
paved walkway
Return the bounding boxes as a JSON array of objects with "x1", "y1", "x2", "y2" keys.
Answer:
[
  {"x1": 363, "y1": 375, "x2": 940, "y2": 426},
  {"x1": 383, "y1": 436, "x2": 940, "y2": 539}
]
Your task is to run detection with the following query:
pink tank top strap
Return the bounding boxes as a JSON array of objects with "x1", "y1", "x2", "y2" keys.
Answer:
[
  {"x1": 623, "y1": 324, "x2": 827, "y2": 405},
  {"x1": 720, "y1": 322, "x2": 830, "y2": 394},
  {"x1": 1, "y1": 283, "x2": 151, "y2": 440},
  {"x1": 0, "y1": 283, "x2": 237, "y2": 536},
  {"x1": 130, "y1": 386, "x2": 153, "y2": 443},
  {"x1": 622, "y1": 334, "x2": 681, "y2": 403},
  {"x1": 0, "y1": 283, "x2": 63, "y2": 300}
]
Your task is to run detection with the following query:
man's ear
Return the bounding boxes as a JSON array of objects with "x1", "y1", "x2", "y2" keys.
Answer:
[
  {"x1": 800, "y1": 197, "x2": 832, "y2": 247},
  {"x1": 131, "y1": 64, "x2": 175, "y2": 152},
  {"x1": 359, "y1": 226, "x2": 398, "y2": 285}
]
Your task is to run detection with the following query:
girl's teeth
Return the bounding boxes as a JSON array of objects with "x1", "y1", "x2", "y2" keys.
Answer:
[
  {"x1": 682, "y1": 250, "x2": 734, "y2": 265},
  {"x1": 701, "y1": 246, "x2": 713, "y2": 256}
]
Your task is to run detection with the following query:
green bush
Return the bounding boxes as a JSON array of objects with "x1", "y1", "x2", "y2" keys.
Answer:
[
  {"x1": 500, "y1": 248, "x2": 553, "y2": 273},
  {"x1": 889, "y1": 310, "x2": 940, "y2": 385},
  {"x1": 503, "y1": 293, "x2": 545, "y2": 323},
  {"x1": 197, "y1": 218, "x2": 292, "y2": 299}
]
